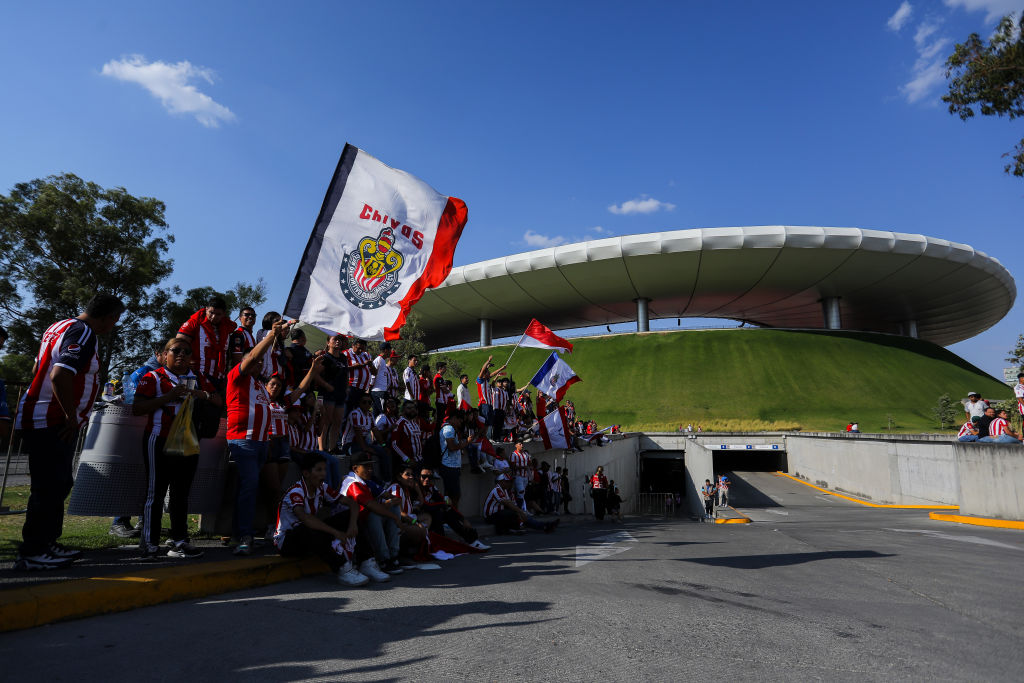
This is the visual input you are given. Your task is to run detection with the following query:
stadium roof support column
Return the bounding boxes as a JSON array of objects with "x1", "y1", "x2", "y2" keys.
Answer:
[
  {"x1": 821, "y1": 296, "x2": 842, "y2": 330},
  {"x1": 905, "y1": 320, "x2": 919, "y2": 338},
  {"x1": 635, "y1": 297, "x2": 651, "y2": 332},
  {"x1": 480, "y1": 318, "x2": 493, "y2": 347}
]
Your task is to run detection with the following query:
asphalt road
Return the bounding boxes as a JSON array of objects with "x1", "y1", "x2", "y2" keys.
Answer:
[{"x1": 2, "y1": 472, "x2": 1022, "y2": 682}]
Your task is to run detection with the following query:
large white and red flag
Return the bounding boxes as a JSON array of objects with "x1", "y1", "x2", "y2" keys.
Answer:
[
  {"x1": 285, "y1": 144, "x2": 468, "y2": 340},
  {"x1": 538, "y1": 406, "x2": 572, "y2": 450},
  {"x1": 520, "y1": 319, "x2": 573, "y2": 353}
]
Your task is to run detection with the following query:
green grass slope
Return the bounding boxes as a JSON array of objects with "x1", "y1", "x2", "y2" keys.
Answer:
[{"x1": 433, "y1": 329, "x2": 1011, "y2": 433}]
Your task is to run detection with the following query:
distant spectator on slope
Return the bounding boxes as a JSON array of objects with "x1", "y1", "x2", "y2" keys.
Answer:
[{"x1": 963, "y1": 392, "x2": 989, "y2": 422}]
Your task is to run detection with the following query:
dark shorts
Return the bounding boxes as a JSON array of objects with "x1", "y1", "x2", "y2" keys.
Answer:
[{"x1": 323, "y1": 384, "x2": 348, "y2": 405}]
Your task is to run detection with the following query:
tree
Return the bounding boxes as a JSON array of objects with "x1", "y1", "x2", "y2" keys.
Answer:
[
  {"x1": 1006, "y1": 333, "x2": 1024, "y2": 367},
  {"x1": 944, "y1": 13, "x2": 1024, "y2": 177},
  {"x1": 0, "y1": 173, "x2": 175, "y2": 381},
  {"x1": 932, "y1": 393, "x2": 961, "y2": 430},
  {"x1": 157, "y1": 279, "x2": 268, "y2": 340}
]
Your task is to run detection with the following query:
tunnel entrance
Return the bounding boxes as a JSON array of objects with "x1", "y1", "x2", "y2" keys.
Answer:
[
  {"x1": 637, "y1": 452, "x2": 686, "y2": 516},
  {"x1": 713, "y1": 450, "x2": 786, "y2": 474}
]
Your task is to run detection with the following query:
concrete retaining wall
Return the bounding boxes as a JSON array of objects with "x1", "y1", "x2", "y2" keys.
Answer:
[
  {"x1": 784, "y1": 434, "x2": 960, "y2": 505},
  {"x1": 952, "y1": 443, "x2": 1024, "y2": 520}
]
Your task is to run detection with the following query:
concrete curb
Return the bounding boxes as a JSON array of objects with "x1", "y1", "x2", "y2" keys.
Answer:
[
  {"x1": 773, "y1": 472, "x2": 960, "y2": 510},
  {"x1": 928, "y1": 511, "x2": 1024, "y2": 530},
  {"x1": 0, "y1": 555, "x2": 328, "y2": 634},
  {"x1": 715, "y1": 506, "x2": 751, "y2": 524}
]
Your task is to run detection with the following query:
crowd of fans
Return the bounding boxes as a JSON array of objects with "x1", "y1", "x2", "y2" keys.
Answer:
[
  {"x1": 10, "y1": 296, "x2": 599, "y2": 582},
  {"x1": 955, "y1": 385, "x2": 1024, "y2": 444}
]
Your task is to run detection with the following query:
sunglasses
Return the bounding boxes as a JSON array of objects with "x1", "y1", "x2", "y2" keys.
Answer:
[
  {"x1": 419, "y1": 474, "x2": 432, "y2": 479},
  {"x1": 167, "y1": 347, "x2": 192, "y2": 355}
]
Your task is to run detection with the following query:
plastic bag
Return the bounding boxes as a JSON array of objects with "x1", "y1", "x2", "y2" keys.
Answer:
[{"x1": 165, "y1": 394, "x2": 200, "y2": 457}]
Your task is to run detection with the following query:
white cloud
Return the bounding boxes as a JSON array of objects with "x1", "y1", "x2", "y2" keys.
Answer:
[
  {"x1": 589, "y1": 226, "x2": 608, "y2": 234},
  {"x1": 902, "y1": 59, "x2": 948, "y2": 102},
  {"x1": 887, "y1": 2, "x2": 913, "y2": 31},
  {"x1": 101, "y1": 55, "x2": 236, "y2": 127},
  {"x1": 607, "y1": 196, "x2": 676, "y2": 215},
  {"x1": 523, "y1": 230, "x2": 568, "y2": 248},
  {"x1": 944, "y1": 0, "x2": 1018, "y2": 23},
  {"x1": 913, "y1": 19, "x2": 941, "y2": 47}
]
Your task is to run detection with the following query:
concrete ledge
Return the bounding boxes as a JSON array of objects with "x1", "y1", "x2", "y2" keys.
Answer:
[
  {"x1": 774, "y1": 472, "x2": 960, "y2": 510},
  {"x1": 715, "y1": 506, "x2": 751, "y2": 524},
  {"x1": 928, "y1": 511, "x2": 1024, "y2": 530},
  {"x1": 0, "y1": 555, "x2": 328, "y2": 634}
]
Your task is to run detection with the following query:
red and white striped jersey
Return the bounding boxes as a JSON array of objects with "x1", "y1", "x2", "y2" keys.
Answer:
[
  {"x1": 511, "y1": 450, "x2": 531, "y2": 477},
  {"x1": 379, "y1": 483, "x2": 413, "y2": 517},
  {"x1": 483, "y1": 484, "x2": 513, "y2": 517},
  {"x1": 591, "y1": 474, "x2": 608, "y2": 490},
  {"x1": 390, "y1": 416, "x2": 423, "y2": 462},
  {"x1": 274, "y1": 476, "x2": 345, "y2": 548},
  {"x1": 18, "y1": 318, "x2": 101, "y2": 430},
  {"x1": 135, "y1": 366, "x2": 214, "y2": 438},
  {"x1": 340, "y1": 471, "x2": 374, "y2": 518},
  {"x1": 288, "y1": 406, "x2": 318, "y2": 452},
  {"x1": 957, "y1": 421, "x2": 975, "y2": 438},
  {"x1": 989, "y1": 417, "x2": 1009, "y2": 437},
  {"x1": 342, "y1": 407, "x2": 373, "y2": 446},
  {"x1": 435, "y1": 381, "x2": 453, "y2": 406},
  {"x1": 345, "y1": 349, "x2": 373, "y2": 391},
  {"x1": 178, "y1": 309, "x2": 233, "y2": 380},
  {"x1": 491, "y1": 386, "x2": 508, "y2": 411},
  {"x1": 226, "y1": 365, "x2": 272, "y2": 441},
  {"x1": 268, "y1": 401, "x2": 289, "y2": 438},
  {"x1": 227, "y1": 327, "x2": 255, "y2": 361}
]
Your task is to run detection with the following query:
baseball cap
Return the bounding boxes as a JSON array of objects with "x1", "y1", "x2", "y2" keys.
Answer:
[{"x1": 967, "y1": 392, "x2": 980, "y2": 397}]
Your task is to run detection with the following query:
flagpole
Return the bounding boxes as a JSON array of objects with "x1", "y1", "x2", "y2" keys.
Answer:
[{"x1": 503, "y1": 332, "x2": 528, "y2": 367}]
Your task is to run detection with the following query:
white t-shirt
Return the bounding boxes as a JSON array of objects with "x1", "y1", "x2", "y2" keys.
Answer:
[
  {"x1": 965, "y1": 398, "x2": 989, "y2": 419},
  {"x1": 456, "y1": 382, "x2": 470, "y2": 408},
  {"x1": 403, "y1": 367, "x2": 418, "y2": 400},
  {"x1": 370, "y1": 356, "x2": 390, "y2": 392},
  {"x1": 440, "y1": 423, "x2": 461, "y2": 468}
]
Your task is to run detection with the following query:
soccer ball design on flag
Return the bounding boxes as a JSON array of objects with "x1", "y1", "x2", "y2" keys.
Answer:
[{"x1": 340, "y1": 226, "x2": 404, "y2": 309}]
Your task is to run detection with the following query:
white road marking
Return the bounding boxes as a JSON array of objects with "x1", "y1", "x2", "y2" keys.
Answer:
[
  {"x1": 763, "y1": 509, "x2": 789, "y2": 516},
  {"x1": 576, "y1": 531, "x2": 638, "y2": 567},
  {"x1": 885, "y1": 528, "x2": 1021, "y2": 551}
]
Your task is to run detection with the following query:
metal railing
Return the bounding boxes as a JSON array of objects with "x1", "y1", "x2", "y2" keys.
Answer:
[{"x1": 633, "y1": 492, "x2": 686, "y2": 517}]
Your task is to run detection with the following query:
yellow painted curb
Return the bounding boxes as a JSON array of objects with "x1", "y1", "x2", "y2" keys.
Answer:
[
  {"x1": 715, "y1": 506, "x2": 751, "y2": 524},
  {"x1": 773, "y1": 472, "x2": 959, "y2": 510},
  {"x1": 0, "y1": 555, "x2": 328, "y2": 634},
  {"x1": 929, "y1": 511, "x2": 1024, "y2": 530}
]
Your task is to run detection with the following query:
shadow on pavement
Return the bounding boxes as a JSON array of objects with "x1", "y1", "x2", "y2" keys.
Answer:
[
  {"x1": 679, "y1": 550, "x2": 896, "y2": 569},
  {"x1": 724, "y1": 472, "x2": 783, "y2": 508}
]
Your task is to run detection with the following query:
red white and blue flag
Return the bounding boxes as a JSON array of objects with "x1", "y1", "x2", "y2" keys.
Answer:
[
  {"x1": 529, "y1": 352, "x2": 580, "y2": 402},
  {"x1": 520, "y1": 319, "x2": 573, "y2": 353},
  {"x1": 284, "y1": 144, "x2": 468, "y2": 340},
  {"x1": 538, "y1": 405, "x2": 572, "y2": 450}
]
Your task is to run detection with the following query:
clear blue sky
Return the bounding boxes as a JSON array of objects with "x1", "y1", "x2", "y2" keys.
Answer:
[{"x1": 1, "y1": 1, "x2": 1020, "y2": 377}]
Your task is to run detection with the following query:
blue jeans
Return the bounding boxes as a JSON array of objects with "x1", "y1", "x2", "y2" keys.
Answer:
[
  {"x1": 979, "y1": 434, "x2": 1019, "y2": 444},
  {"x1": 228, "y1": 439, "x2": 268, "y2": 539},
  {"x1": 363, "y1": 511, "x2": 399, "y2": 563},
  {"x1": 957, "y1": 435, "x2": 979, "y2": 442},
  {"x1": 370, "y1": 390, "x2": 389, "y2": 417}
]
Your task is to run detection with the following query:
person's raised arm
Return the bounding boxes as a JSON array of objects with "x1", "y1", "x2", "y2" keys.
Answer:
[
  {"x1": 478, "y1": 355, "x2": 493, "y2": 380},
  {"x1": 239, "y1": 319, "x2": 292, "y2": 377}
]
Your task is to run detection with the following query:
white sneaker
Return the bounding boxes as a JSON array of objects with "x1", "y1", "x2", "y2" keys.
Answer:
[
  {"x1": 337, "y1": 561, "x2": 370, "y2": 587},
  {"x1": 469, "y1": 539, "x2": 491, "y2": 551},
  {"x1": 358, "y1": 558, "x2": 391, "y2": 583}
]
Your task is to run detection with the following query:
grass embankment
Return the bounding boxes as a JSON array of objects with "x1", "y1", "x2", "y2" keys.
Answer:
[
  {"x1": 0, "y1": 486, "x2": 205, "y2": 562},
  {"x1": 435, "y1": 329, "x2": 1010, "y2": 433}
]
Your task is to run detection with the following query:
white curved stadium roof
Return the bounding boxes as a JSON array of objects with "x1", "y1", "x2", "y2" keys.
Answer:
[{"x1": 414, "y1": 227, "x2": 1016, "y2": 348}]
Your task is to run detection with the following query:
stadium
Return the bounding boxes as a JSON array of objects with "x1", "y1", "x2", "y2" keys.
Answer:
[{"x1": 418, "y1": 227, "x2": 1017, "y2": 432}]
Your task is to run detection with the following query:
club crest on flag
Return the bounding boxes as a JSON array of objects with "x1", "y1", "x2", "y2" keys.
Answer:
[{"x1": 340, "y1": 226, "x2": 404, "y2": 309}]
